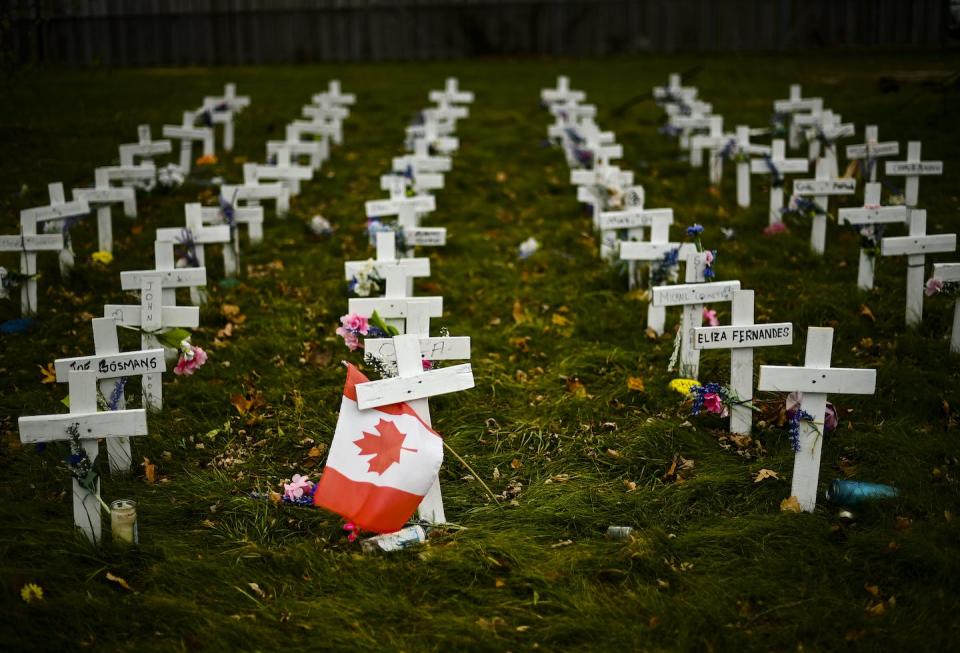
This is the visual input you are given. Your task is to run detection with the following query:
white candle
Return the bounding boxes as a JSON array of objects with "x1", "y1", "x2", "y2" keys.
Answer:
[{"x1": 110, "y1": 499, "x2": 138, "y2": 545}]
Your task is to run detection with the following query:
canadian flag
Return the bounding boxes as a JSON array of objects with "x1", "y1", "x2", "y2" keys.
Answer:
[{"x1": 314, "y1": 364, "x2": 443, "y2": 533}]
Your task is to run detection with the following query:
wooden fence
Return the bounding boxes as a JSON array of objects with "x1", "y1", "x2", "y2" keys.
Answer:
[{"x1": 1, "y1": 0, "x2": 949, "y2": 67}]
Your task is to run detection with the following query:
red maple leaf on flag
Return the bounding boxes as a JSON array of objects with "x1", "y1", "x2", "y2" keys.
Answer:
[{"x1": 353, "y1": 418, "x2": 418, "y2": 475}]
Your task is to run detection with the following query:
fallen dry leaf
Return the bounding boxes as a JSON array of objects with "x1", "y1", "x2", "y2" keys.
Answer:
[
  {"x1": 780, "y1": 496, "x2": 802, "y2": 513},
  {"x1": 38, "y1": 363, "x2": 57, "y2": 384},
  {"x1": 105, "y1": 572, "x2": 133, "y2": 592},
  {"x1": 142, "y1": 457, "x2": 156, "y2": 484},
  {"x1": 566, "y1": 377, "x2": 587, "y2": 398},
  {"x1": 859, "y1": 304, "x2": 876, "y2": 322},
  {"x1": 510, "y1": 458, "x2": 523, "y2": 470},
  {"x1": 512, "y1": 299, "x2": 527, "y2": 324},
  {"x1": 753, "y1": 468, "x2": 779, "y2": 483},
  {"x1": 627, "y1": 376, "x2": 646, "y2": 392}
]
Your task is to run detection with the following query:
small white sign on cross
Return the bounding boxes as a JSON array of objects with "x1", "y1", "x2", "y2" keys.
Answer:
[
  {"x1": 105, "y1": 268, "x2": 201, "y2": 409},
  {"x1": 837, "y1": 182, "x2": 908, "y2": 290},
  {"x1": 20, "y1": 182, "x2": 91, "y2": 279},
  {"x1": 0, "y1": 231, "x2": 63, "y2": 316},
  {"x1": 162, "y1": 111, "x2": 215, "y2": 174},
  {"x1": 72, "y1": 167, "x2": 139, "y2": 253},
  {"x1": 119, "y1": 125, "x2": 172, "y2": 169},
  {"x1": 18, "y1": 370, "x2": 149, "y2": 543},
  {"x1": 792, "y1": 158, "x2": 857, "y2": 255},
  {"x1": 880, "y1": 209, "x2": 957, "y2": 327},
  {"x1": 54, "y1": 329, "x2": 165, "y2": 473},
  {"x1": 366, "y1": 188, "x2": 438, "y2": 247},
  {"x1": 357, "y1": 332, "x2": 474, "y2": 524},
  {"x1": 884, "y1": 141, "x2": 943, "y2": 211},
  {"x1": 758, "y1": 327, "x2": 877, "y2": 512},
  {"x1": 750, "y1": 139, "x2": 808, "y2": 225},
  {"x1": 845, "y1": 125, "x2": 899, "y2": 183},
  {"x1": 734, "y1": 125, "x2": 772, "y2": 208},
  {"x1": 693, "y1": 290, "x2": 793, "y2": 434},
  {"x1": 931, "y1": 263, "x2": 960, "y2": 354}
]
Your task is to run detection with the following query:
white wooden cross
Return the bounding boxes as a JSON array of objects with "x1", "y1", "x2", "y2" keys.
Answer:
[
  {"x1": 54, "y1": 327, "x2": 165, "y2": 473},
  {"x1": 541, "y1": 75, "x2": 586, "y2": 107},
  {"x1": 792, "y1": 158, "x2": 857, "y2": 255},
  {"x1": 620, "y1": 240, "x2": 698, "y2": 334},
  {"x1": 429, "y1": 77, "x2": 475, "y2": 106},
  {"x1": 20, "y1": 182, "x2": 90, "y2": 279},
  {"x1": 772, "y1": 84, "x2": 823, "y2": 150},
  {"x1": 751, "y1": 139, "x2": 808, "y2": 225},
  {"x1": 162, "y1": 111, "x2": 215, "y2": 174},
  {"x1": 204, "y1": 196, "x2": 265, "y2": 253},
  {"x1": 72, "y1": 167, "x2": 139, "y2": 253},
  {"x1": 572, "y1": 164, "x2": 634, "y2": 229},
  {"x1": 349, "y1": 292, "x2": 442, "y2": 340},
  {"x1": 884, "y1": 141, "x2": 943, "y2": 211},
  {"x1": 254, "y1": 147, "x2": 313, "y2": 196},
  {"x1": 804, "y1": 111, "x2": 855, "y2": 178},
  {"x1": 0, "y1": 231, "x2": 63, "y2": 316},
  {"x1": 758, "y1": 327, "x2": 877, "y2": 512},
  {"x1": 345, "y1": 231, "x2": 431, "y2": 300},
  {"x1": 223, "y1": 165, "x2": 290, "y2": 218},
  {"x1": 880, "y1": 209, "x2": 957, "y2": 327},
  {"x1": 598, "y1": 204, "x2": 677, "y2": 270},
  {"x1": 119, "y1": 125, "x2": 172, "y2": 169},
  {"x1": 393, "y1": 143, "x2": 453, "y2": 177},
  {"x1": 689, "y1": 115, "x2": 724, "y2": 174},
  {"x1": 18, "y1": 369, "x2": 149, "y2": 544},
  {"x1": 366, "y1": 188, "x2": 436, "y2": 233},
  {"x1": 302, "y1": 103, "x2": 349, "y2": 145},
  {"x1": 837, "y1": 182, "x2": 908, "y2": 290},
  {"x1": 106, "y1": 259, "x2": 201, "y2": 409},
  {"x1": 845, "y1": 125, "x2": 899, "y2": 183},
  {"x1": 653, "y1": 73, "x2": 698, "y2": 107},
  {"x1": 288, "y1": 117, "x2": 339, "y2": 150},
  {"x1": 313, "y1": 80, "x2": 356, "y2": 109},
  {"x1": 931, "y1": 263, "x2": 960, "y2": 354},
  {"x1": 267, "y1": 133, "x2": 326, "y2": 171},
  {"x1": 734, "y1": 125, "x2": 772, "y2": 208},
  {"x1": 156, "y1": 203, "x2": 233, "y2": 297},
  {"x1": 652, "y1": 272, "x2": 741, "y2": 380},
  {"x1": 200, "y1": 83, "x2": 251, "y2": 152},
  {"x1": 692, "y1": 289, "x2": 793, "y2": 434},
  {"x1": 667, "y1": 105, "x2": 714, "y2": 154},
  {"x1": 356, "y1": 332, "x2": 474, "y2": 525}
]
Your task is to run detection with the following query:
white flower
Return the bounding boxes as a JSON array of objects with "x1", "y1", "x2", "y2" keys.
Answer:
[
  {"x1": 518, "y1": 237, "x2": 540, "y2": 260},
  {"x1": 310, "y1": 215, "x2": 332, "y2": 236}
]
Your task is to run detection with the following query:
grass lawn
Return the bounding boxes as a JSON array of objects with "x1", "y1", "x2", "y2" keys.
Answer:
[{"x1": 1, "y1": 53, "x2": 959, "y2": 651}]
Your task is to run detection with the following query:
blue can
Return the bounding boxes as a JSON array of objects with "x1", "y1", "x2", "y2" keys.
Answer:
[{"x1": 826, "y1": 480, "x2": 899, "y2": 506}]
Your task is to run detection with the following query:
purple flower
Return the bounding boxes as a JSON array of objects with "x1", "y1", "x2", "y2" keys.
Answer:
[{"x1": 686, "y1": 224, "x2": 704, "y2": 236}]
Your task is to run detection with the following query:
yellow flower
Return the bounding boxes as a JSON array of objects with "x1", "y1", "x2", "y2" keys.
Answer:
[
  {"x1": 91, "y1": 251, "x2": 113, "y2": 265},
  {"x1": 668, "y1": 378, "x2": 700, "y2": 395},
  {"x1": 195, "y1": 154, "x2": 218, "y2": 166},
  {"x1": 20, "y1": 583, "x2": 43, "y2": 603}
]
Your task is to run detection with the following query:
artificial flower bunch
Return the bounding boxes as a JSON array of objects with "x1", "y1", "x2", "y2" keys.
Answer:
[
  {"x1": 347, "y1": 259, "x2": 385, "y2": 298},
  {"x1": 195, "y1": 154, "x2": 218, "y2": 167},
  {"x1": 781, "y1": 194, "x2": 830, "y2": 222},
  {"x1": 785, "y1": 392, "x2": 837, "y2": 452},
  {"x1": 282, "y1": 474, "x2": 317, "y2": 506},
  {"x1": 336, "y1": 311, "x2": 396, "y2": 352},
  {"x1": 686, "y1": 224, "x2": 716, "y2": 279},
  {"x1": 925, "y1": 276, "x2": 960, "y2": 298},
  {"x1": 366, "y1": 219, "x2": 405, "y2": 249},
  {"x1": 149, "y1": 327, "x2": 208, "y2": 376},
  {"x1": 91, "y1": 251, "x2": 113, "y2": 266},
  {"x1": 684, "y1": 382, "x2": 754, "y2": 418},
  {"x1": 717, "y1": 137, "x2": 750, "y2": 164},
  {"x1": 156, "y1": 163, "x2": 185, "y2": 191}
]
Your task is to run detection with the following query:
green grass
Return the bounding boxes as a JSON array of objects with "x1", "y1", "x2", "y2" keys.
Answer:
[{"x1": 1, "y1": 53, "x2": 960, "y2": 651}]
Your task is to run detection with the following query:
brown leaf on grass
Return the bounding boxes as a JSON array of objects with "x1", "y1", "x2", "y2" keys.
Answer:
[
  {"x1": 627, "y1": 376, "x2": 646, "y2": 392},
  {"x1": 307, "y1": 446, "x2": 325, "y2": 459},
  {"x1": 510, "y1": 458, "x2": 523, "y2": 470},
  {"x1": 231, "y1": 393, "x2": 254, "y2": 416},
  {"x1": 753, "y1": 469, "x2": 779, "y2": 483},
  {"x1": 859, "y1": 304, "x2": 876, "y2": 322},
  {"x1": 105, "y1": 572, "x2": 133, "y2": 592},
  {"x1": 780, "y1": 496, "x2": 802, "y2": 512},
  {"x1": 509, "y1": 336, "x2": 531, "y2": 352},
  {"x1": 142, "y1": 457, "x2": 156, "y2": 484},
  {"x1": 551, "y1": 313, "x2": 571, "y2": 327},
  {"x1": 221, "y1": 303, "x2": 241, "y2": 318},
  {"x1": 565, "y1": 377, "x2": 587, "y2": 398},
  {"x1": 864, "y1": 583, "x2": 881, "y2": 598},
  {"x1": 512, "y1": 299, "x2": 528, "y2": 324},
  {"x1": 268, "y1": 491, "x2": 281, "y2": 505}
]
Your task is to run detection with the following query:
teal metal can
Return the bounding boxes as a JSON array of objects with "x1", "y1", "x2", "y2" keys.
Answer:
[{"x1": 826, "y1": 480, "x2": 899, "y2": 506}]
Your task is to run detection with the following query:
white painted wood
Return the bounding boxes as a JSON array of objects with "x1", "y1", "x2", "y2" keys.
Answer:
[
  {"x1": 55, "y1": 348, "x2": 165, "y2": 381},
  {"x1": 20, "y1": 182, "x2": 90, "y2": 282},
  {"x1": 255, "y1": 147, "x2": 313, "y2": 195},
  {"x1": 750, "y1": 140, "x2": 808, "y2": 225},
  {"x1": 845, "y1": 126, "x2": 898, "y2": 182},
  {"x1": 403, "y1": 227, "x2": 447, "y2": 247},
  {"x1": 162, "y1": 111, "x2": 214, "y2": 174},
  {"x1": 92, "y1": 317, "x2": 132, "y2": 472},
  {"x1": 884, "y1": 141, "x2": 943, "y2": 209},
  {"x1": 838, "y1": 183, "x2": 908, "y2": 290},
  {"x1": 0, "y1": 231, "x2": 63, "y2": 316},
  {"x1": 72, "y1": 168, "x2": 138, "y2": 253},
  {"x1": 200, "y1": 198, "x2": 263, "y2": 257},
  {"x1": 18, "y1": 369, "x2": 149, "y2": 544},
  {"x1": 598, "y1": 207, "x2": 672, "y2": 260},
  {"x1": 119, "y1": 125, "x2": 172, "y2": 168},
  {"x1": 792, "y1": 158, "x2": 857, "y2": 255},
  {"x1": 542, "y1": 75, "x2": 586, "y2": 105},
  {"x1": 934, "y1": 263, "x2": 960, "y2": 354},
  {"x1": 120, "y1": 267, "x2": 207, "y2": 291},
  {"x1": 758, "y1": 327, "x2": 876, "y2": 512},
  {"x1": 233, "y1": 163, "x2": 291, "y2": 217},
  {"x1": 880, "y1": 210, "x2": 957, "y2": 327},
  {"x1": 689, "y1": 115, "x2": 723, "y2": 171},
  {"x1": 651, "y1": 280, "x2": 741, "y2": 306},
  {"x1": 266, "y1": 138, "x2": 325, "y2": 170},
  {"x1": 364, "y1": 336, "x2": 471, "y2": 362},
  {"x1": 356, "y1": 362, "x2": 474, "y2": 409}
]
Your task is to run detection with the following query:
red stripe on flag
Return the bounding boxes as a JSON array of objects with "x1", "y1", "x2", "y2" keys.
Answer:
[
  {"x1": 313, "y1": 466, "x2": 425, "y2": 534},
  {"x1": 343, "y1": 363, "x2": 440, "y2": 437}
]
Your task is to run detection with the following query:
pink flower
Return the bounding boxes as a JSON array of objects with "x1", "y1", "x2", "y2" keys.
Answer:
[
  {"x1": 702, "y1": 392, "x2": 724, "y2": 415},
  {"x1": 422, "y1": 359, "x2": 433, "y2": 371},
  {"x1": 173, "y1": 345, "x2": 208, "y2": 376},
  {"x1": 336, "y1": 327, "x2": 361, "y2": 351},
  {"x1": 704, "y1": 250, "x2": 714, "y2": 265},
  {"x1": 925, "y1": 277, "x2": 944, "y2": 297},
  {"x1": 703, "y1": 308, "x2": 719, "y2": 327},
  {"x1": 763, "y1": 222, "x2": 788, "y2": 236},
  {"x1": 343, "y1": 521, "x2": 358, "y2": 542},
  {"x1": 283, "y1": 474, "x2": 314, "y2": 501},
  {"x1": 340, "y1": 313, "x2": 369, "y2": 335}
]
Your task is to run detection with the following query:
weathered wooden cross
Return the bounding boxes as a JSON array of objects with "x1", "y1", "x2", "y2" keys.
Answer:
[
  {"x1": 119, "y1": 125, "x2": 172, "y2": 170},
  {"x1": 200, "y1": 83, "x2": 250, "y2": 152},
  {"x1": 20, "y1": 182, "x2": 90, "y2": 279},
  {"x1": 692, "y1": 289, "x2": 793, "y2": 434},
  {"x1": 845, "y1": 125, "x2": 899, "y2": 183},
  {"x1": 772, "y1": 84, "x2": 823, "y2": 150},
  {"x1": 884, "y1": 141, "x2": 943, "y2": 211},
  {"x1": 429, "y1": 77, "x2": 475, "y2": 107},
  {"x1": 18, "y1": 370, "x2": 149, "y2": 543},
  {"x1": 0, "y1": 230, "x2": 63, "y2": 316},
  {"x1": 620, "y1": 239, "x2": 697, "y2": 333},
  {"x1": 156, "y1": 203, "x2": 233, "y2": 298},
  {"x1": 750, "y1": 139, "x2": 808, "y2": 225},
  {"x1": 880, "y1": 209, "x2": 957, "y2": 327},
  {"x1": 162, "y1": 111, "x2": 215, "y2": 174},
  {"x1": 222, "y1": 165, "x2": 290, "y2": 218},
  {"x1": 758, "y1": 327, "x2": 877, "y2": 512},
  {"x1": 837, "y1": 182, "x2": 908, "y2": 290},
  {"x1": 255, "y1": 146, "x2": 313, "y2": 196},
  {"x1": 72, "y1": 167, "x2": 140, "y2": 253},
  {"x1": 792, "y1": 158, "x2": 857, "y2": 255}
]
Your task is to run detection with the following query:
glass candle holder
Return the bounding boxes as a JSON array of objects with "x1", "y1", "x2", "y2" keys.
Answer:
[{"x1": 110, "y1": 499, "x2": 138, "y2": 545}]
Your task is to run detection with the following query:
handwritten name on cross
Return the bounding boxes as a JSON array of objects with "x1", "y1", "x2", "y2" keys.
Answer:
[
  {"x1": 880, "y1": 209, "x2": 957, "y2": 327},
  {"x1": 793, "y1": 158, "x2": 857, "y2": 255},
  {"x1": 18, "y1": 370, "x2": 149, "y2": 544},
  {"x1": 693, "y1": 290, "x2": 793, "y2": 434},
  {"x1": 758, "y1": 327, "x2": 877, "y2": 512},
  {"x1": 884, "y1": 141, "x2": 943, "y2": 211},
  {"x1": 837, "y1": 182, "x2": 908, "y2": 290},
  {"x1": 750, "y1": 140, "x2": 808, "y2": 226},
  {"x1": 356, "y1": 333, "x2": 474, "y2": 524}
]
